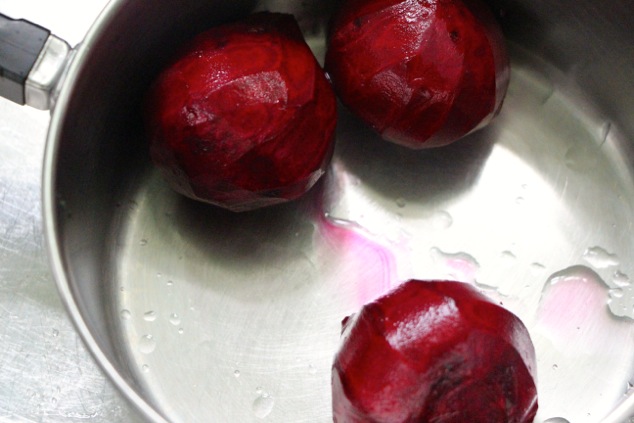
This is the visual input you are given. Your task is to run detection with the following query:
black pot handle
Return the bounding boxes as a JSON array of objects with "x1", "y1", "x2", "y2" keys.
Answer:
[{"x1": 0, "y1": 13, "x2": 70, "y2": 110}]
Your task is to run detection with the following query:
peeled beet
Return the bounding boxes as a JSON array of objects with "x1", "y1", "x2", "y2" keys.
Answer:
[
  {"x1": 325, "y1": 0, "x2": 510, "y2": 148},
  {"x1": 145, "y1": 12, "x2": 337, "y2": 212},
  {"x1": 332, "y1": 280, "x2": 538, "y2": 423}
]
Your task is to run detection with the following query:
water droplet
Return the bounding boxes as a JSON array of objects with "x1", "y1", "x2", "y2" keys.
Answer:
[
  {"x1": 609, "y1": 288, "x2": 624, "y2": 299},
  {"x1": 325, "y1": 214, "x2": 361, "y2": 230},
  {"x1": 613, "y1": 270, "x2": 630, "y2": 287},
  {"x1": 141, "y1": 364, "x2": 150, "y2": 373},
  {"x1": 156, "y1": 273, "x2": 162, "y2": 278},
  {"x1": 474, "y1": 280, "x2": 500, "y2": 291},
  {"x1": 583, "y1": 246, "x2": 619, "y2": 269},
  {"x1": 52, "y1": 329, "x2": 59, "y2": 337},
  {"x1": 515, "y1": 196, "x2": 525, "y2": 205},
  {"x1": 431, "y1": 210, "x2": 453, "y2": 229},
  {"x1": 395, "y1": 197, "x2": 406, "y2": 208},
  {"x1": 120, "y1": 309, "x2": 132, "y2": 320},
  {"x1": 139, "y1": 239, "x2": 148, "y2": 246},
  {"x1": 430, "y1": 247, "x2": 479, "y2": 283},
  {"x1": 253, "y1": 391, "x2": 275, "y2": 419},
  {"x1": 540, "y1": 265, "x2": 634, "y2": 320},
  {"x1": 169, "y1": 313, "x2": 181, "y2": 326},
  {"x1": 564, "y1": 144, "x2": 599, "y2": 171},
  {"x1": 139, "y1": 335, "x2": 157, "y2": 354},
  {"x1": 166, "y1": 280, "x2": 174, "y2": 287},
  {"x1": 530, "y1": 262, "x2": 546, "y2": 272},
  {"x1": 552, "y1": 364, "x2": 559, "y2": 370},
  {"x1": 501, "y1": 250, "x2": 516, "y2": 263},
  {"x1": 599, "y1": 121, "x2": 612, "y2": 145},
  {"x1": 178, "y1": 328, "x2": 184, "y2": 334},
  {"x1": 119, "y1": 286, "x2": 125, "y2": 292},
  {"x1": 544, "y1": 418, "x2": 570, "y2": 423},
  {"x1": 543, "y1": 265, "x2": 607, "y2": 293},
  {"x1": 308, "y1": 364, "x2": 317, "y2": 375},
  {"x1": 143, "y1": 311, "x2": 157, "y2": 322},
  {"x1": 233, "y1": 370, "x2": 241, "y2": 378}
]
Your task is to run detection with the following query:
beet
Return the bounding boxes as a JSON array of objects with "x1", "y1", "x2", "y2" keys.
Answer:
[
  {"x1": 332, "y1": 280, "x2": 538, "y2": 422},
  {"x1": 325, "y1": 0, "x2": 510, "y2": 149},
  {"x1": 145, "y1": 12, "x2": 337, "y2": 212}
]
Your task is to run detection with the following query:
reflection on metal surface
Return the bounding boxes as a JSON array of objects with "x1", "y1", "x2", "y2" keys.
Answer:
[
  {"x1": 25, "y1": 34, "x2": 71, "y2": 110},
  {"x1": 0, "y1": 98, "x2": 143, "y2": 422},
  {"x1": 97, "y1": 44, "x2": 634, "y2": 422}
]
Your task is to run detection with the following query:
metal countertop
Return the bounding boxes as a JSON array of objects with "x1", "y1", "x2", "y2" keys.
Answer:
[{"x1": 0, "y1": 1, "x2": 143, "y2": 421}]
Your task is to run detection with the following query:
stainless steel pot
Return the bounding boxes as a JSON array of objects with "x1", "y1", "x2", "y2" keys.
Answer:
[{"x1": 2, "y1": 0, "x2": 634, "y2": 422}]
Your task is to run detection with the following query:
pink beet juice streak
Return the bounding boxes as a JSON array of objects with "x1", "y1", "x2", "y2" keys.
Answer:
[{"x1": 316, "y1": 212, "x2": 402, "y2": 309}]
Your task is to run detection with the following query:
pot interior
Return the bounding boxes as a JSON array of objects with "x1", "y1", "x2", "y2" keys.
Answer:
[{"x1": 47, "y1": 0, "x2": 634, "y2": 421}]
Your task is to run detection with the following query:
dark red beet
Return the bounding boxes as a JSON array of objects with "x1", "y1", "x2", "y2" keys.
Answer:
[
  {"x1": 325, "y1": 0, "x2": 510, "y2": 149},
  {"x1": 146, "y1": 12, "x2": 337, "y2": 212},
  {"x1": 332, "y1": 280, "x2": 538, "y2": 423}
]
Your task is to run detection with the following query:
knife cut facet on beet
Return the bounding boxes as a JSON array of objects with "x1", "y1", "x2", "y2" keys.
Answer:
[
  {"x1": 146, "y1": 12, "x2": 337, "y2": 212},
  {"x1": 325, "y1": 0, "x2": 510, "y2": 149},
  {"x1": 332, "y1": 280, "x2": 538, "y2": 422}
]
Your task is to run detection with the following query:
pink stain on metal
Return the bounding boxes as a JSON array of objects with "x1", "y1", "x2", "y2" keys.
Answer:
[
  {"x1": 536, "y1": 265, "x2": 631, "y2": 354},
  {"x1": 315, "y1": 213, "x2": 403, "y2": 309}
]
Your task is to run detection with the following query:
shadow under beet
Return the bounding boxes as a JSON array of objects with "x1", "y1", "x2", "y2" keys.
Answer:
[
  {"x1": 143, "y1": 105, "x2": 499, "y2": 302},
  {"x1": 331, "y1": 107, "x2": 499, "y2": 208},
  {"x1": 157, "y1": 174, "x2": 325, "y2": 301}
]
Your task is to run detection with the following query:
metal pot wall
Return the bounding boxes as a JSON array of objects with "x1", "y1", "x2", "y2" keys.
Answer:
[{"x1": 2, "y1": 0, "x2": 634, "y2": 422}]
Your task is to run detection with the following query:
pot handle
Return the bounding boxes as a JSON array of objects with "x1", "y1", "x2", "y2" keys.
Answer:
[{"x1": 0, "y1": 13, "x2": 71, "y2": 110}]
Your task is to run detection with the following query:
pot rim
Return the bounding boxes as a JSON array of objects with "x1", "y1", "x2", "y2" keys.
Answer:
[
  {"x1": 41, "y1": 0, "x2": 167, "y2": 421},
  {"x1": 39, "y1": 1, "x2": 634, "y2": 422}
]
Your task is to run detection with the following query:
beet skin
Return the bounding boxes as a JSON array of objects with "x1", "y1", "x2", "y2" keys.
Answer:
[
  {"x1": 146, "y1": 12, "x2": 337, "y2": 212},
  {"x1": 332, "y1": 280, "x2": 538, "y2": 423},
  {"x1": 325, "y1": 0, "x2": 510, "y2": 149}
]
